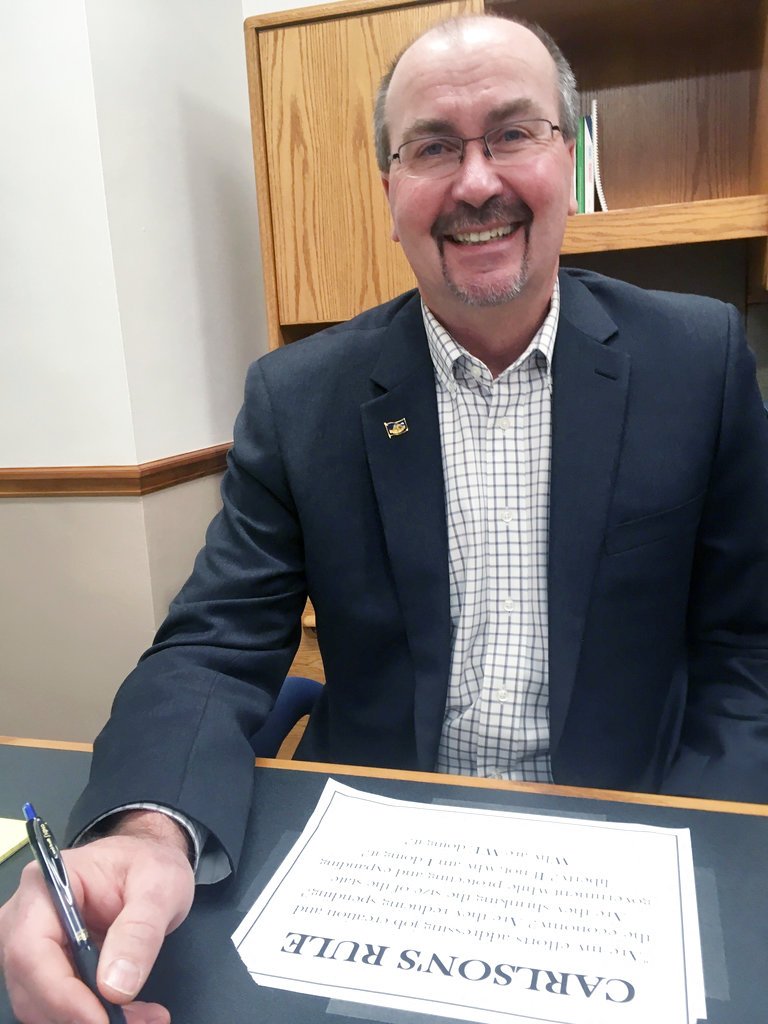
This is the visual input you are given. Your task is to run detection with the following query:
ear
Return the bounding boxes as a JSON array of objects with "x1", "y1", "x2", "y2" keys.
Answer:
[
  {"x1": 566, "y1": 139, "x2": 578, "y2": 216},
  {"x1": 381, "y1": 174, "x2": 400, "y2": 242}
]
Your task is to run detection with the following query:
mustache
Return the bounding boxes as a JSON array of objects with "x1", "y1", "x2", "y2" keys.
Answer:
[{"x1": 432, "y1": 197, "x2": 533, "y2": 238}]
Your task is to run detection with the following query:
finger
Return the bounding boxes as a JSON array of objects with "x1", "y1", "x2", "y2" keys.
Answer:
[
  {"x1": 122, "y1": 1001, "x2": 171, "y2": 1024},
  {"x1": 6, "y1": 938, "x2": 170, "y2": 1024},
  {"x1": 1, "y1": 868, "x2": 115, "y2": 1024},
  {"x1": 5, "y1": 942, "x2": 114, "y2": 1024},
  {"x1": 97, "y1": 855, "x2": 193, "y2": 1002}
]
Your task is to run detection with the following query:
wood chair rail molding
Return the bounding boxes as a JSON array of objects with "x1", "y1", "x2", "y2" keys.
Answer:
[
  {"x1": 0, "y1": 736, "x2": 94, "y2": 752},
  {"x1": 0, "y1": 443, "x2": 231, "y2": 498}
]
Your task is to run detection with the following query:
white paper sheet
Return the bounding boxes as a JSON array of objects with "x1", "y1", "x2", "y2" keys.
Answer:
[{"x1": 233, "y1": 780, "x2": 706, "y2": 1024}]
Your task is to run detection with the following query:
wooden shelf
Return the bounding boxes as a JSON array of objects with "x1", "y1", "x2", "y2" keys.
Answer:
[
  {"x1": 245, "y1": 0, "x2": 768, "y2": 337},
  {"x1": 562, "y1": 196, "x2": 768, "y2": 255},
  {"x1": 272, "y1": 197, "x2": 768, "y2": 339}
]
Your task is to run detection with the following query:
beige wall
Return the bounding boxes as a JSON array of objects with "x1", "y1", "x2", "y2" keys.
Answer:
[
  {"x1": 2, "y1": 3, "x2": 261, "y2": 741},
  {"x1": 1, "y1": 476, "x2": 223, "y2": 742},
  {"x1": 143, "y1": 474, "x2": 225, "y2": 626}
]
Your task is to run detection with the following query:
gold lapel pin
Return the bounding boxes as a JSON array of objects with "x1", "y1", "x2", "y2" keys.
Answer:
[{"x1": 384, "y1": 418, "x2": 409, "y2": 439}]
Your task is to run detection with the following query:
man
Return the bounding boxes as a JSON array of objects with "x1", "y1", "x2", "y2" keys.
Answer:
[{"x1": 2, "y1": 15, "x2": 767, "y2": 1024}]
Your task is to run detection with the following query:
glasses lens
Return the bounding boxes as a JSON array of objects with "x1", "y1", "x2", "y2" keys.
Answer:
[
  {"x1": 398, "y1": 136, "x2": 462, "y2": 178},
  {"x1": 487, "y1": 120, "x2": 551, "y2": 162}
]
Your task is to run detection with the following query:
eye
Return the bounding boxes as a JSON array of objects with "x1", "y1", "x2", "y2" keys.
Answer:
[
  {"x1": 414, "y1": 137, "x2": 460, "y2": 160},
  {"x1": 499, "y1": 125, "x2": 530, "y2": 143}
]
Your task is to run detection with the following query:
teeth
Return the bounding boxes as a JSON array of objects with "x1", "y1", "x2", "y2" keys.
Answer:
[{"x1": 451, "y1": 224, "x2": 515, "y2": 244}]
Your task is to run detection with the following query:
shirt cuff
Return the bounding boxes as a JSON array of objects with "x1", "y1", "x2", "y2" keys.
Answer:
[{"x1": 72, "y1": 802, "x2": 231, "y2": 884}]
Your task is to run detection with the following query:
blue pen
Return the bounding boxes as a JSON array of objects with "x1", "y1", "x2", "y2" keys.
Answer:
[{"x1": 22, "y1": 803, "x2": 127, "y2": 1024}]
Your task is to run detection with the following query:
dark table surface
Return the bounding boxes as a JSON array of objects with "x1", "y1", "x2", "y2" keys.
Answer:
[{"x1": 1, "y1": 744, "x2": 766, "y2": 1024}]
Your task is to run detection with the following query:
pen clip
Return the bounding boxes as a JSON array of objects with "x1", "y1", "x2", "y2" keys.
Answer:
[{"x1": 23, "y1": 805, "x2": 88, "y2": 943}]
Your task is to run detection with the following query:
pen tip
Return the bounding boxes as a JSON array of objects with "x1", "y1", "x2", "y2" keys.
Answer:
[{"x1": 22, "y1": 802, "x2": 36, "y2": 821}]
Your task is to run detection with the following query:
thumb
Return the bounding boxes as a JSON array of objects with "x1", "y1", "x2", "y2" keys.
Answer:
[{"x1": 97, "y1": 846, "x2": 194, "y2": 1002}]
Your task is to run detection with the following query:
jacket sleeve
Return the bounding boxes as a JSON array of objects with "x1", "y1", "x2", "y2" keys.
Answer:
[
  {"x1": 67, "y1": 359, "x2": 307, "y2": 872},
  {"x1": 663, "y1": 304, "x2": 768, "y2": 803}
]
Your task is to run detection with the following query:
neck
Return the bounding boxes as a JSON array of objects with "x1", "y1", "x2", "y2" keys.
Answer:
[{"x1": 427, "y1": 285, "x2": 554, "y2": 378}]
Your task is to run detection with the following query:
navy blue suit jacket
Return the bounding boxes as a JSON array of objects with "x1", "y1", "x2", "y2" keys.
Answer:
[{"x1": 70, "y1": 269, "x2": 768, "y2": 870}]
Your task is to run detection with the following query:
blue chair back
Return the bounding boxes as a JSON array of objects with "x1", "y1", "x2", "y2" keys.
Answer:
[{"x1": 251, "y1": 675, "x2": 323, "y2": 757}]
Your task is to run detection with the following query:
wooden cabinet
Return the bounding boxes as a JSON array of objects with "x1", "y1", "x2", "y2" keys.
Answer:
[
  {"x1": 245, "y1": 0, "x2": 481, "y2": 344},
  {"x1": 244, "y1": 0, "x2": 768, "y2": 348}
]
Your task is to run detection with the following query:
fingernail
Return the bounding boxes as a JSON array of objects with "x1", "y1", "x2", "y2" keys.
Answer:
[{"x1": 104, "y1": 957, "x2": 142, "y2": 996}]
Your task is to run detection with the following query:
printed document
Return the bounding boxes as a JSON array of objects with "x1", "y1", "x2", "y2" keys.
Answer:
[{"x1": 233, "y1": 780, "x2": 705, "y2": 1024}]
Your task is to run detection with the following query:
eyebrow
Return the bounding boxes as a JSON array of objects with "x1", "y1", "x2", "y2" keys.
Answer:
[
  {"x1": 484, "y1": 99, "x2": 541, "y2": 125},
  {"x1": 399, "y1": 99, "x2": 546, "y2": 144},
  {"x1": 400, "y1": 118, "x2": 457, "y2": 142}
]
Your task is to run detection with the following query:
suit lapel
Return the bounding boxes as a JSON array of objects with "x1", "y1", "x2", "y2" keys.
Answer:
[
  {"x1": 359, "y1": 277, "x2": 631, "y2": 767},
  {"x1": 548, "y1": 272, "x2": 630, "y2": 751},
  {"x1": 361, "y1": 297, "x2": 451, "y2": 769}
]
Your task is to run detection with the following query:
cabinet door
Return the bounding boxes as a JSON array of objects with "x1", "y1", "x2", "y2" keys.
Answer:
[{"x1": 258, "y1": 0, "x2": 482, "y2": 326}]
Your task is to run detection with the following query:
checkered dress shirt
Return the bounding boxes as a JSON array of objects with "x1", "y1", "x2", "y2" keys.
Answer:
[{"x1": 423, "y1": 282, "x2": 559, "y2": 782}]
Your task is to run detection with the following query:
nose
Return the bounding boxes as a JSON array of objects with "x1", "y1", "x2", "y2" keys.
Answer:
[{"x1": 448, "y1": 138, "x2": 505, "y2": 208}]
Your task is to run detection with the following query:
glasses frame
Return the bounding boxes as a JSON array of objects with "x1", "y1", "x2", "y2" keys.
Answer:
[{"x1": 389, "y1": 118, "x2": 562, "y2": 177}]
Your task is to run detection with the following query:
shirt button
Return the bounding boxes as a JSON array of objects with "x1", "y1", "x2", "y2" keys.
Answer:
[
  {"x1": 500, "y1": 509, "x2": 514, "y2": 523},
  {"x1": 470, "y1": 365, "x2": 482, "y2": 379},
  {"x1": 503, "y1": 598, "x2": 517, "y2": 612},
  {"x1": 498, "y1": 417, "x2": 512, "y2": 430},
  {"x1": 487, "y1": 771, "x2": 504, "y2": 780},
  {"x1": 497, "y1": 689, "x2": 510, "y2": 703}
]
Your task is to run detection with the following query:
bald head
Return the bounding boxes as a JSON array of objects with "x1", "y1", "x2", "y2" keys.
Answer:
[{"x1": 373, "y1": 15, "x2": 577, "y2": 173}]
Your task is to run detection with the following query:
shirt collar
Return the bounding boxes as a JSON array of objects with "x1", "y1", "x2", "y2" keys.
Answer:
[{"x1": 422, "y1": 278, "x2": 560, "y2": 392}]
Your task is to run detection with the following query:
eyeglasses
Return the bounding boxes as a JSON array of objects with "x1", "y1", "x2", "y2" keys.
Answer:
[{"x1": 389, "y1": 119, "x2": 562, "y2": 180}]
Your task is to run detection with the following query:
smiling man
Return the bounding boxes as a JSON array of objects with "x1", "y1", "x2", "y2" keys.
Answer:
[
  {"x1": 2, "y1": 15, "x2": 768, "y2": 1024},
  {"x1": 380, "y1": 18, "x2": 576, "y2": 372}
]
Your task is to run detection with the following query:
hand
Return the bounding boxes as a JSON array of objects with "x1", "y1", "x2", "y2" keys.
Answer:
[{"x1": 0, "y1": 813, "x2": 195, "y2": 1024}]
